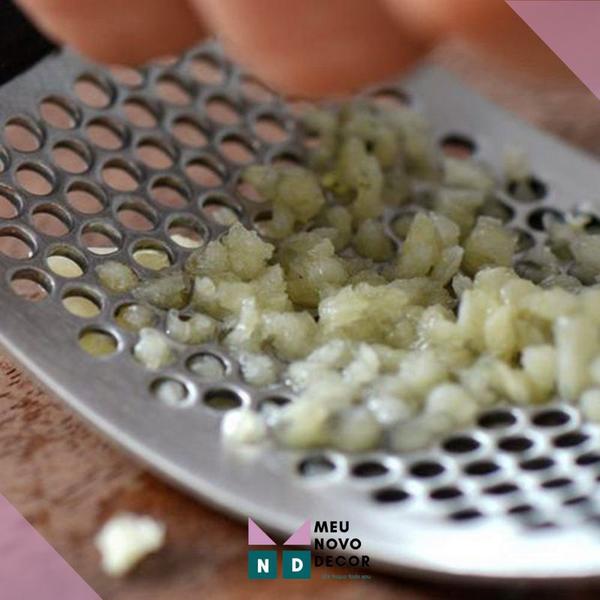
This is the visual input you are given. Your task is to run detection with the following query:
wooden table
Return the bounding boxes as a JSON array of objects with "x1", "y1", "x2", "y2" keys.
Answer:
[{"x1": 3, "y1": 40, "x2": 600, "y2": 599}]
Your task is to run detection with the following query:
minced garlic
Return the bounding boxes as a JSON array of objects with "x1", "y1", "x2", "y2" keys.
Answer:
[
  {"x1": 95, "y1": 513, "x2": 165, "y2": 577},
  {"x1": 93, "y1": 99, "x2": 600, "y2": 453}
]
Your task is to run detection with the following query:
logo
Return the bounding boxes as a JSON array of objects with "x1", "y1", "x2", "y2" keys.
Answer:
[
  {"x1": 247, "y1": 550, "x2": 277, "y2": 579},
  {"x1": 247, "y1": 518, "x2": 371, "y2": 581},
  {"x1": 247, "y1": 518, "x2": 311, "y2": 580}
]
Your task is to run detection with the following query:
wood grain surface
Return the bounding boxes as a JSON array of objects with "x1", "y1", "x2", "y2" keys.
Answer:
[{"x1": 3, "y1": 39, "x2": 600, "y2": 600}]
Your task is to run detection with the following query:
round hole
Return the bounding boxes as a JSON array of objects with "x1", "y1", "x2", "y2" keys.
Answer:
[
  {"x1": 116, "y1": 199, "x2": 156, "y2": 231},
  {"x1": 15, "y1": 163, "x2": 54, "y2": 195},
  {"x1": 303, "y1": 131, "x2": 320, "y2": 151},
  {"x1": 132, "y1": 241, "x2": 172, "y2": 270},
  {"x1": 66, "y1": 181, "x2": 105, "y2": 214},
  {"x1": 114, "y1": 303, "x2": 156, "y2": 331},
  {"x1": 564, "y1": 496, "x2": 589, "y2": 506},
  {"x1": 528, "y1": 207, "x2": 562, "y2": 231},
  {"x1": 81, "y1": 222, "x2": 122, "y2": 255},
  {"x1": 109, "y1": 65, "x2": 144, "y2": 87},
  {"x1": 269, "y1": 151, "x2": 302, "y2": 168},
  {"x1": 135, "y1": 138, "x2": 174, "y2": 169},
  {"x1": 252, "y1": 210, "x2": 273, "y2": 239},
  {"x1": 259, "y1": 396, "x2": 291, "y2": 411},
  {"x1": 74, "y1": 74, "x2": 113, "y2": 108},
  {"x1": 576, "y1": 452, "x2": 600, "y2": 466},
  {"x1": 514, "y1": 259, "x2": 547, "y2": 284},
  {"x1": 448, "y1": 508, "x2": 482, "y2": 521},
  {"x1": 532, "y1": 409, "x2": 571, "y2": 427},
  {"x1": 430, "y1": 486, "x2": 463, "y2": 501},
  {"x1": 150, "y1": 177, "x2": 189, "y2": 209},
  {"x1": 122, "y1": 97, "x2": 158, "y2": 128},
  {"x1": 219, "y1": 135, "x2": 255, "y2": 164},
  {"x1": 530, "y1": 521, "x2": 557, "y2": 531},
  {"x1": 520, "y1": 456, "x2": 554, "y2": 471},
  {"x1": 151, "y1": 377, "x2": 190, "y2": 408},
  {"x1": 553, "y1": 431, "x2": 589, "y2": 448},
  {"x1": 39, "y1": 96, "x2": 78, "y2": 129},
  {"x1": 464, "y1": 460, "x2": 499, "y2": 476},
  {"x1": 51, "y1": 140, "x2": 90, "y2": 173},
  {"x1": 582, "y1": 213, "x2": 600, "y2": 234},
  {"x1": 151, "y1": 55, "x2": 178, "y2": 67},
  {"x1": 202, "y1": 198, "x2": 240, "y2": 226},
  {"x1": 440, "y1": 133, "x2": 476, "y2": 159},
  {"x1": 4, "y1": 117, "x2": 42, "y2": 152},
  {"x1": 0, "y1": 148, "x2": 8, "y2": 173},
  {"x1": 479, "y1": 197, "x2": 514, "y2": 224},
  {"x1": 236, "y1": 179, "x2": 265, "y2": 203},
  {"x1": 171, "y1": 116, "x2": 207, "y2": 147},
  {"x1": 156, "y1": 75, "x2": 191, "y2": 106},
  {"x1": 351, "y1": 461, "x2": 389, "y2": 478},
  {"x1": 86, "y1": 117, "x2": 125, "y2": 150},
  {"x1": 47, "y1": 247, "x2": 86, "y2": 278},
  {"x1": 513, "y1": 228, "x2": 535, "y2": 253},
  {"x1": 10, "y1": 268, "x2": 51, "y2": 301},
  {"x1": 478, "y1": 409, "x2": 517, "y2": 429},
  {"x1": 0, "y1": 227, "x2": 35, "y2": 259},
  {"x1": 252, "y1": 212, "x2": 272, "y2": 237},
  {"x1": 206, "y1": 97, "x2": 240, "y2": 125},
  {"x1": 189, "y1": 54, "x2": 224, "y2": 85},
  {"x1": 203, "y1": 388, "x2": 242, "y2": 411},
  {"x1": 371, "y1": 88, "x2": 410, "y2": 109},
  {"x1": 31, "y1": 204, "x2": 71, "y2": 237},
  {"x1": 569, "y1": 261, "x2": 597, "y2": 286},
  {"x1": 508, "y1": 504, "x2": 534, "y2": 515},
  {"x1": 507, "y1": 176, "x2": 547, "y2": 202},
  {"x1": 410, "y1": 460, "x2": 444, "y2": 478},
  {"x1": 498, "y1": 435, "x2": 534, "y2": 453},
  {"x1": 187, "y1": 353, "x2": 226, "y2": 382},
  {"x1": 442, "y1": 435, "x2": 480, "y2": 454},
  {"x1": 185, "y1": 158, "x2": 224, "y2": 188},
  {"x1": 484, "y1": 482, "x2": 519, "y2": 495},
  {"x1": 167, "y1": 217, "x2": 206, "y2": 249},
  {"x1": 102, "y1": 159, "x2": 140, "y2": 191},
  {"x1": 297, "y1": 455, "x2": 336, "y2": 477},
  {"x1": 0, "y1": 186, "x2": 22, "y2": 219},
  {"x1": 254, "y1": 116, "x2": 288, "y2": 144},
  {"x1": 541, "y1": 477, "x2": 572, "y2": 489},
  {"x1": 372, "y1": 487, "x2": 410, "y2": 503},
  {"x1": 62, "y1": 288, "x2": 101, "y2": 318},
  {"x1": 240, "y1": 75, "x2": 276, "y2": 104},
  {"x1": 78, "y1": 328, "x2": 117, "y2": 357}
]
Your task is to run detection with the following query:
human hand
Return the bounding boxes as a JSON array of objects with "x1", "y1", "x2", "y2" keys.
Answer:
[{"x1": 15, "y1": 0, "x2": 568, "y2": 96}]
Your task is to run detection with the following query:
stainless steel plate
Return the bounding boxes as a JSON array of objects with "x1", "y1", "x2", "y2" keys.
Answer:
[{"x1": 2, "y1": 43, "x2": 600, "y2": 583}]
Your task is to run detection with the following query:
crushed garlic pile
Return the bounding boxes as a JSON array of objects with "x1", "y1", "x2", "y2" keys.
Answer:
[{"x1": 93, "y1": 100, "x2": 600, "y2": 453}]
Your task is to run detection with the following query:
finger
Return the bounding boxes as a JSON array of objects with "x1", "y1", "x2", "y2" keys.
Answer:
[
  {"x1": 15, "y1": 0, "x2": 205, "y2": 65},
  {"x1": 384, "y1": 0, "x2": 576, "y2": 81},
  {"x1": 194, "y1": 0, "x2": 434, "y2": 96}
]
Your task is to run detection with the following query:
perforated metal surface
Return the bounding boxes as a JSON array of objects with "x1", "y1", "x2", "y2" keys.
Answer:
[{"x1": 3, "y1": 43, "x2": 600, "y2": 582}]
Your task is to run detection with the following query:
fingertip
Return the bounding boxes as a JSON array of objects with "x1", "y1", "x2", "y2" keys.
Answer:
[
  {"x1": 15, "y1": 0, "x2": 205, "y2": 66},
  {"x1": 196, "y1": 0, "x2": 431, "y2": 97}
]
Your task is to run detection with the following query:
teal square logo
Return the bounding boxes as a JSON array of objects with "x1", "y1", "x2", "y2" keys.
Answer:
[
  {"x1": 282, "y1": 550, "x2": 311, "y2": 579},
  {"x1": 248, "y1": 550, "x2": 277, "y2": 579}
]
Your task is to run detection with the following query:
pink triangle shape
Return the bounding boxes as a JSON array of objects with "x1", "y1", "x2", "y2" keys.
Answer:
[
  {"x1": 507, "y1": 1, "x2": 600, "y2": 100},
  {"x1": 247, "y1": 518, "x2": 276, "y2": 545},
  {"x1": 0, "y1": 494, "x2": 100, "y2": 599},
  {"x1": 283, "y1": 520, "x2": 311, "y2": 546}
]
